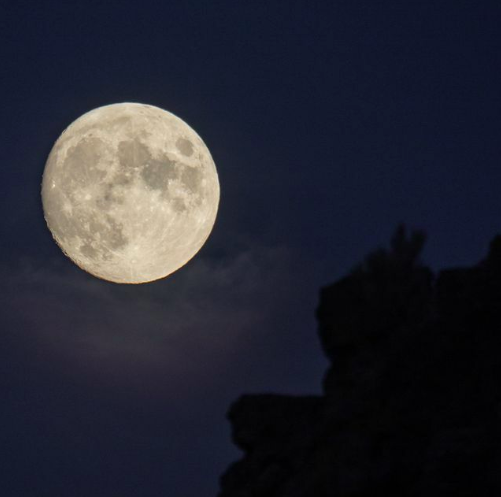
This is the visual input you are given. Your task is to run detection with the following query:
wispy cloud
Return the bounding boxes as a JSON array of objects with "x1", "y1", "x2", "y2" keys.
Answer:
[{"x1": 1, "y1": 245, "x2": 295, "y2": 394}]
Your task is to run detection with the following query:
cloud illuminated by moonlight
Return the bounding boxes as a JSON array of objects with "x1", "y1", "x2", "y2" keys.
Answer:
[{"x1": 1, "y1": 245, "x2": 295, "y2": 394}]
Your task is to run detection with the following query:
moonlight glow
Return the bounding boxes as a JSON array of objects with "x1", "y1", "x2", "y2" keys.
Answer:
[{"x1": 41, "y1": 103, "x2": 220, "y2": 284}]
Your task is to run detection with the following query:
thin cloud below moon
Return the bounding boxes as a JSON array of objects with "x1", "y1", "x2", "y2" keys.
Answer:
[{"x1": 1, "y1": 245, "x2": 293, "y2": 393}]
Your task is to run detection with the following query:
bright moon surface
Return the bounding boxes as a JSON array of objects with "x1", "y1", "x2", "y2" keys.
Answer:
[{"x1": 41, "y1": 103, "x2": 220, "y2": 284}]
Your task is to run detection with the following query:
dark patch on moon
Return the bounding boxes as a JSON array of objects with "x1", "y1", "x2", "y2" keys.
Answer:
[
  {"x1": 141, "y1": 157, "x2": 178, "y2": 191},
  {"x1": 171, "y1": 197, "x2": 187, "y2": 212},
  {"x1": 180, "y1": 164, "x2": 202, "y2": 192},
  {"x1": 114, "y1": 172, "x2": 132, "y2": 185},
  {"x1": 176, "y1": 137, "x2": 194, "y2": 157},
  {"x1": 80, "y1": 243, "x2": 99, "y2": 258},
  {"x1": 95, "y1": 184, "x2": 125, "y2": 210},
  {"x1": 117, "y1": 139, "x2": 202, "y2": 200},
  {"x1": 118, "y1": 138, "x2": 181, "y2": 192},
  {"x1": 166, "y1": 165, "x2": 202, "y2": 212},
  {"x1": 118, "y1": 139, "x2": 151, "y2": 170},
  {"x1": 63, "y1": 137, "x2": 107, "y2": 188},
  {"x1": 93, "y1": 214, "x2": 128, "y2": 251},
  {"x1": 76, "y1": 213, "x2": 128, "y2": 260}
]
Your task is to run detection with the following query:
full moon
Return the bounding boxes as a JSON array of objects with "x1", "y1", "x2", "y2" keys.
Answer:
[{"x1": 41, "y1": 103, "x2": 220, "y2": 284}]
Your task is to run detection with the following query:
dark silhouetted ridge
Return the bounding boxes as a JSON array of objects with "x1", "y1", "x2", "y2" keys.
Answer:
[{"x1": 218, "y1": 225, "x2": 501, "y2": 496}]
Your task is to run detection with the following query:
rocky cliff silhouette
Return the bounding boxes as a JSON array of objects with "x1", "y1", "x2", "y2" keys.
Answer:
[{"x1": 218, "y1": 226, "x2": 501, "y2": 496}]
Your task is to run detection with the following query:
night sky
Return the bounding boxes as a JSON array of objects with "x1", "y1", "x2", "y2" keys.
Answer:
[{"x1": 2, "y1": 2, "x2": 501, "y2": 496}]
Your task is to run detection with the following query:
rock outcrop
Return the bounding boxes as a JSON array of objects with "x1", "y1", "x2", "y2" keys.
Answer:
[{"x1": 218, "y1": 226, "x2": 501, "y2": 496}]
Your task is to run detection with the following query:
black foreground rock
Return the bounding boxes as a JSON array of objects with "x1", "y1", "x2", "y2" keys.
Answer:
[{"x1": 218, "y1": 226, "x2": 501, "y2": 496}]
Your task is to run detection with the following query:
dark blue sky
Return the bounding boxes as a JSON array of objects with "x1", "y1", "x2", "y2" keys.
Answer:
[{"x1": 1, "y1": 2, "x2": 501, "y2": 496}]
